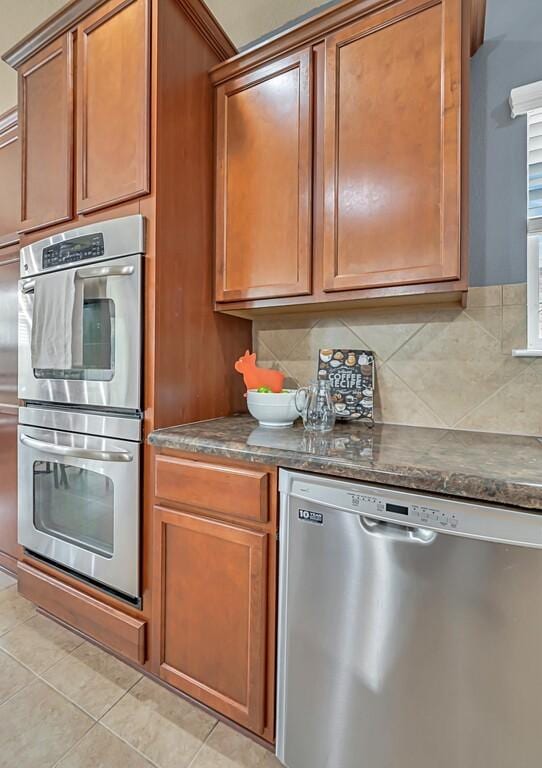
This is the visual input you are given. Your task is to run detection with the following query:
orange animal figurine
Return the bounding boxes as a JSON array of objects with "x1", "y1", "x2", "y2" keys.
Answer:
[{"x1": 235, "y1": 351, "x2": 285, "y2": 393}]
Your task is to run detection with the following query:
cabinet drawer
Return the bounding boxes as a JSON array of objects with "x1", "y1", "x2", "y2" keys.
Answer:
[
  {"x1": 17, "y1": 562, "x2": 146, "y2": 665},
  {"x1": 155, "y1": 456, "x2": 269, "y2": 523}
]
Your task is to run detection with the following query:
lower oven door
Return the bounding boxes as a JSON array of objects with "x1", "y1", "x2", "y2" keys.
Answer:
[{"x1": 18, "y1": 424, "x2": 140, "y2": 599}]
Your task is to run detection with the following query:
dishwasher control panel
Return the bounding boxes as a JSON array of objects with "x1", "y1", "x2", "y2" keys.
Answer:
[
  {"x1": 347, "y1": 492, "x2": 458, "y2": 529},
  {"x1": 281, "y1": 471, "x2": 542, "y2": 549}
]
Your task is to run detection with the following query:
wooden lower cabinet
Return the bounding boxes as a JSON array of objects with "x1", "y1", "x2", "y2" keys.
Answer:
[
  {"x1": 153, "y1": 506, "x2": 268, "y2": 733},
  {"x1": 152, "y1": 453, "x2": 278, "y2": 740},
  {"x1": 17, "y1": 562, "x2": 146, "y2": 664}
]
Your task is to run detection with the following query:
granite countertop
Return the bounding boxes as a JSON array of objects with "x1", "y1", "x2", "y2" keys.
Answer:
[{"x1": 148, "y1": 414, "x2": 542, "y2": 510}]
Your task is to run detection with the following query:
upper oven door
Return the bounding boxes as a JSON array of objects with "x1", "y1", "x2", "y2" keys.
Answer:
[{"x1": 18, "y1": 253, "x2": 142, "y2": 411}]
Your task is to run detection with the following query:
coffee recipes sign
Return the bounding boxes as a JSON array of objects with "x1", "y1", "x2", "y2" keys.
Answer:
[{"x1": 318, "y1": 349, "x2": 375, "y2": 421}]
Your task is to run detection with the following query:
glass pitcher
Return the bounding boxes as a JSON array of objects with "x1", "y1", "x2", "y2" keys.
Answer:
[{"x1": 295, "y1": 379, "x2": 336, "y2": 433}]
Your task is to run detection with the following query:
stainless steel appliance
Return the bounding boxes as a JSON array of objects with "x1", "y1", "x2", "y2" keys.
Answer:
[
  {"x1": 18, "y1": 216, "x2": 143, "y2": 412},
  {"x1": 277, "y1": 470, "x2": 542, "y2": 768},
  {"x1": 17, "y1": 216, "x2": 144, "y2": 600},
  {"x1": 18, "y1": 406, "x2": 140, "y2": 599},
  {"x1": 0, "y1": 254, "x2": 18, "y2": 409},
  {"x1": 0, "y1": 254, "x2": 19, "y2": 563}
]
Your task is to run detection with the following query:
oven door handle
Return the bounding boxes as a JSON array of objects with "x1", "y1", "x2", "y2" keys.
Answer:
[
  {"x1": 75, "y1": 265, "x2": 135, "y2": 280},
  {"x1": 19, "y1": 433, "x2": 134, "y2": 463},
  {"x1": 20, "y1": 265, "x2": 134, "y2": 294}
]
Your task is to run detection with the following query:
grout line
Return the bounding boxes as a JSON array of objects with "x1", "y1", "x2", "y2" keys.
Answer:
[
  {"x1": 462, "y1": 307, "x2": 503, "y2": 345},
  {"x1": 0, "y1": 606, "x2": 37, "y2": 638},
  {"x1": 0, "y1": 622, "x2": 85, "y2": 679},
  {"x1": 185, "y1": 720, "x2": 219, "y2": 768},
  {"x1": 97, "y1": 673, "x2": 142, "y2": 722},
  {"x1": 50, "y1": 720, "x2": 96, "y2": 768},
  {"x1": 99, "y1": 720, "x2": 163, "y2": 768},
  {"x1": 276, "y1": 320, "x2": 318, "y2": 365},
  {"x1": 378, "y1": 360, "x2": 447, "y2": 428},
  {"x1": 339, "y1": 317, "x2": 372, "y2": 351},
  {"x1": 451, "y1": 358, "x2": 535, "y2": 429},
  {"x1": 0, "y1": 657, "x2": 38, "y2": 711}
]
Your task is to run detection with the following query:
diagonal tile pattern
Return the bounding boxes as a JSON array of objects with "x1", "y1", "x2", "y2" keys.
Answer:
[
  {"x1": 0, "y1": 613, "x2": 84, "y2": 674},
  {"x1": 56, "y1": 724, "x2": 154, "y2": 768},
  {"x1": 252, "y1": 283, "x2": 540, "y2": 435},
  {"x1": 0, "y1": 585, "x2": 36, "y2": 635},
  {"x1": 0, "y1": 679, "x2": 93, "y2": 768},
  {"x1": 42, "y1": 640, "x2": 142, "y2": 719},
  {"x1": 101, "y1": 676, "x2": 217, "y2": 768},
  {"x1": 0, "y1": 575, "x2": 282, "y2": 768},
  {"x1": 0, "y1": 571, "x2": 16, "y2": 591}
]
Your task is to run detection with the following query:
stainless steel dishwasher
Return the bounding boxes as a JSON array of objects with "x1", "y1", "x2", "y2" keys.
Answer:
[{"x1": 277, "y1": 470, "x2": 542, "y2": 768}]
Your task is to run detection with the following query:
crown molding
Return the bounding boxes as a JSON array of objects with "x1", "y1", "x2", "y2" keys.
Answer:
[
  {"x1": 2, "y1": 0, "x2": 108, "y2": 69},
  {"x1": 0, "y1": 107, "x2": 17, "y2": 134},
  {"x1": 210, "y1": 0, "x2": 486, "y2": 86},
  {"x1": 175, "y1": 0, "x2": 236, "y2": 61},
  {"x1": 510, "y1": 80, "x2": 542, "y2": 119}
]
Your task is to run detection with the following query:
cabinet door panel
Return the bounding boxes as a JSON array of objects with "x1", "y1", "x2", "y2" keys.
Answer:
[
  {"x1": 153, "y1": 506, "x2": 267, "y2": 733},
  {"x1": 19, "y1": 35, "x2": 73, "y2": 233},
  {"x1": 77, "y1": 0, "x2": 150, "y2": 214},
  {"x1": 216, "y1": 50, "x2": 312, "y2": 302},
  {"x1": 323, "y1": 0, "x2": 461, "y2": 291},
  {"x1": 0, "y1": 118, "x2": 20, "y2": 247}
]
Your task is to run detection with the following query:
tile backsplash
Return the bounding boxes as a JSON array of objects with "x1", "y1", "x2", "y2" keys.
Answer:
[{"x1": 252, "y1": 283, "x2": 541, "y2": 436}]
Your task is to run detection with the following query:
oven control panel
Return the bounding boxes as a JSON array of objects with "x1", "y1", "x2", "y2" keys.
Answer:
[{"x1": 42, "y1": 233, "x2": 105, "y2": 270}]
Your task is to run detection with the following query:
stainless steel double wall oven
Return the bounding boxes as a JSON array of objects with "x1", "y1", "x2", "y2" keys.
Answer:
[{"x1": 17, "y1": 216, "x2": 144, "y2": 601}]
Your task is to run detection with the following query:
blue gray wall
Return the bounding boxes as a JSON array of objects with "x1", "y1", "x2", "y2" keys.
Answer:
[{"x1": 470, "y1": 0, "x2": 542, "y2": 286}]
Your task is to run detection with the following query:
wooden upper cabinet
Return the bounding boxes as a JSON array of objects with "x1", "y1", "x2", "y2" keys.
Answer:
[
  {"x1": 215, "y1": 50, "x2": 313, "y2": 302},
  {"x1": 76, "y1": 0, "x2": 150, "y2": 214},
  {"x1": 153, "y1": 506, "x2": 268, "y2": 733},
  {"x1": 322, "y1": 0, "x2": 462, "y2": 292},
  {"x1": 0, "y1": 112, "x2": 20, "y2": 247},
  {"x1": 19, "y1": 34, "x2": 73, "y2": 233}
]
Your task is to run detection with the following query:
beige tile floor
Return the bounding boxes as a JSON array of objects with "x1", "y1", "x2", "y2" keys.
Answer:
[{"x1": 0, "y1": 571, "x2": 281, "y2": 768}]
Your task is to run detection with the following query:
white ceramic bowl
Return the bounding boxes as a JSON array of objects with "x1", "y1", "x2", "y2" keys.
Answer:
[{"x1": 246, "y1": 389, "x2": 300, "y2": 428}]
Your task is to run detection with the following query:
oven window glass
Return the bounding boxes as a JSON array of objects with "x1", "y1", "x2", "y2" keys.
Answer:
[
  {"x1": 33, "y1": 461, "x2": 114, "y2": 558},
  {"x1": 34, "y1": 290, "x2": 115, "y2": 381}
]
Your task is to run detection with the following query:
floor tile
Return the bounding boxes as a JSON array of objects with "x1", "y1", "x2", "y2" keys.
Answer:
[
  {"x1": 0, "y1": 586, "x2": 36, "y2": 635},
  {"x1": 190, "y1": 723, "x2": 271, "y2": 768},
  {"x1": 0, "y1": 679, "x2": 93, "y2": 768},
  {"x1": 56, "y1": 723, "x2": 153, "y2": 768},
  {"x1": 43, "y1": 641, "x2": 142, "y2": 719},
  {"x1": 0, "y1": 613, "x2": 83, "y2": 674},
  {"x1": 260, "y1": 751, "x2": 282, "y2": 767},
  {"x1": 101, "y1": 676, "x2": 216, "y2": 768},
  {"x1": 0, "y1": 570, "x2": 16, "y2": 591},
  {"x1": 0, "y1": 648, "x2": 35, "y2": 705}
]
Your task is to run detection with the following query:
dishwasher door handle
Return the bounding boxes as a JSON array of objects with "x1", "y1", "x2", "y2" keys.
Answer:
[{"x1": 360, "y1": 515, "x2": 437, "y2": 544}]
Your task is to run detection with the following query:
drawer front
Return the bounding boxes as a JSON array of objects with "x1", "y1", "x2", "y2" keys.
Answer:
[
  {"x1": 155, "y1": 456, "x2": 269, "y2": 523},
  {"x1": 17, "y1": 562, "x2": 146, "y2": 665}
]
